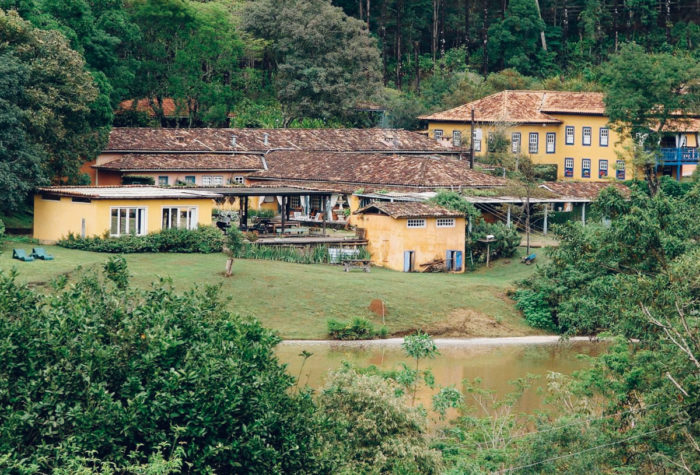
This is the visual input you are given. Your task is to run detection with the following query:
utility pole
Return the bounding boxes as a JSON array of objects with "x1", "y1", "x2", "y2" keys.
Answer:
[{"x1": 470, "y1": 108, "x2": 475, "y2": 169}]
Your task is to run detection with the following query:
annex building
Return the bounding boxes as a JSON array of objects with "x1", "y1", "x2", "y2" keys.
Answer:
[{"x1": 420, "y1": 90, "x2": 699, "y2": 181}]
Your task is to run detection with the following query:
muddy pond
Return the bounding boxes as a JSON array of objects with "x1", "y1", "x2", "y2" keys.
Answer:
[{"x1": 277, "y1": 337, "x2": 606, "y2": 414}]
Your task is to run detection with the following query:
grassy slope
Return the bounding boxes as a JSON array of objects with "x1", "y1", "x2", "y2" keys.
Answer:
[{"x1": 0, "y1": 244, "x2": 546, "y2": 339}]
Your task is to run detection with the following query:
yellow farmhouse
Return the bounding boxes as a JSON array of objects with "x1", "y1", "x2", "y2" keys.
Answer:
[
  {"x1": 34, "y1": 186, "x2": 220, "y2": 243},
  {"x1": 354, "y1": 202, "x2": 466, "y2": 273},
  {"x1": 420, "y1": 90, "x2": 698, "y2": 181}
]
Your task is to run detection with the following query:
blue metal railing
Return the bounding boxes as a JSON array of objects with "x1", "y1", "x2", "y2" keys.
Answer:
[{"x1": 658, "y1": 147, "x2": 699, "y2": 164}]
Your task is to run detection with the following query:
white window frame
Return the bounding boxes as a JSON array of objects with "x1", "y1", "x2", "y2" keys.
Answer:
[
  {"x1": 511, "y1": 133, "x2": 521, "y2": 153},
  {"x1": 184, "y1": 175, "x2": 196, "y2": 185},
  {"x1": 433, "y1": 129, "x2": 443, "y2": 140},
  {"x1": 110, "y1": 207, "x2": 147, "y2": 237},
  {"x1": 529, "y1": 133, "x2": 539, "y2": 154},
  {"x1": 546, "y1": 132, "x2": 556, "y2": 153},
  {"x1": 452, "y1": 130, "x2": 461, "y2": 146},
  {"x1": 599, "y1": 159, "x2": 608, "y2": 176},
  {"x1": 202, "y1": 175, "x2": 223, "y2": 186},
  {"x1": 599, "y1": 128, "x2": 609, "y2": 147},
  {"x1": 436, "y1": 218, "x2": 455, "y2": 228},
  {"x1": 582, "y1": 127, "x2": 592, "y2": 146},
  {"x1": 161, "y1": 206, "x2": 198, "y2": 230},
  {"x1": 565, "y1": 126, "x2": 575, "y2": 145},
  {"x1": 582, "y1": 158, "x2": 591, "y2": 178},
  {"x1": 406, "y1": 219, "x2": 426, "y2": 228}
]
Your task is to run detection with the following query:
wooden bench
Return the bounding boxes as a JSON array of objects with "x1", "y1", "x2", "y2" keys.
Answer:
[{"x1": 343, "y1": 259, "x2": 371, "y2": 272}]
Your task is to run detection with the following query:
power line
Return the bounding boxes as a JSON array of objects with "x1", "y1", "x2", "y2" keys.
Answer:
[{"x1": 495, "y1": 423, "x2": 680, "y2": 473}]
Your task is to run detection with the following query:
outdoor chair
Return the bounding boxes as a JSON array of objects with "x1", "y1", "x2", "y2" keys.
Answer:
[
  {"x1": 12, "y1": 249, "x2": 34, "y2": 262},
  {"x1": 31, "y1": 247, "x2": 54, "y2": 260}
]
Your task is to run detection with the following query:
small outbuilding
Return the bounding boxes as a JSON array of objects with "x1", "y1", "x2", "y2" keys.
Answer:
[
  {"x1": 354, "y1": 202, "x2": 465, "y2": 273},
  {"x1": 34, "y1": 186, "x2": 221, "y2": 243}
]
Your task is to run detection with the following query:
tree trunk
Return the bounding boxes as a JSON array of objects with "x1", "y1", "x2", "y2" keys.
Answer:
[
  {"x1": 482, "y1": 1, "x2": 488, "y2": 75},
  {"x1": 525, "y1": 188, "x2": 531, "y2": 256},
  {"x1": 439, "y1": 0, "x2": 446, "y2": 58},
  {"x1": 533, "y1": 0, "x2": 547, "y2": 51},
  {"x1": 613, "y1": 0, "x2": 619, "y2": 52},
  {"x1": 225, "y1": 257, "x2": 233, "y2": 277},
  {"x1": 432, "y1": 0, "x2": 438, "y2": 64},
  {"x1": 414, "y1": 40, "x2": 421, "y2": 94},
  {"x1": 367, "y1": 0, "x2": 370, "y2": 31},
  {"x1": 396, "y1": 0, "x2": 403, "y2": 89},
  {"x1": 464, "y1": 0, "x2": 471, "y2": 62},
  {"x1": 665, "y1": 0, "x2": 671, "y2": 43},
  {"x1": 380, "y1": 2, "x2": 387, "y2": 85}
]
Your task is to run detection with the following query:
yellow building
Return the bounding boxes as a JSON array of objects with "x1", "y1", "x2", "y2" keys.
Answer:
[
  {"x1": 34, "y1": 186, "x2": 220, "y2": 243},
  {"x1": 354, "y1": 202, "x2": 466, "y2": 273},
  {"x1": 420, "y1": 90, "x2": 689, "y2": 181}
]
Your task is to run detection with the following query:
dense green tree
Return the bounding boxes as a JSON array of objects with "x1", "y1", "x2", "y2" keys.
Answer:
[
  {"x1": 0, "y1": 9, "x2": 109, "y2": 185},
  {"x1": 243, "y1": 0, "x2": 383, "y2": 123},
  {"x1": 0, "y1": 52, "x2": 47, "y2": 211},
  {"x1": 0, "y1": 260, "x2": 322, "y2": 472}
]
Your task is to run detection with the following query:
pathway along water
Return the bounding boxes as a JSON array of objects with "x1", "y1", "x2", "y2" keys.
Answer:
[{"x1": 276, "y1": 336, "x2": 607, "y2": 414}]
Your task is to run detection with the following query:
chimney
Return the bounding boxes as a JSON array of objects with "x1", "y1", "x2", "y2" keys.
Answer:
[
  {"x1": 263, "y1": 133, "x2": 269, "y2": 146},
  {"x1": 231, "y1": 135, "x2": 236, "y2": 147}
]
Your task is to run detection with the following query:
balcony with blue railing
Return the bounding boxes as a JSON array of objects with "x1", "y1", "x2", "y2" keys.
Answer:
[{"x1": 658, "y1": 147, "x2": 699, "y2": 165}]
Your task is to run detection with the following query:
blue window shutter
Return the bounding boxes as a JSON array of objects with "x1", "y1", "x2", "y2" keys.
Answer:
[
  {"x1": 446, "y1": 250, "x2": 453, "y2": 271},
  {"x1": 404, "y1": 251, "x2": 411, "y2": 272},
  {"x1": 455, "y1": 251, "x2": 463, "y2": 271}
]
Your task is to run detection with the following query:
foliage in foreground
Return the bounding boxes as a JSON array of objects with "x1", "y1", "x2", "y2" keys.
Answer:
[
  {"x1": 233, "y1": 243, "x2": 370, "y2": 264},
  {"x1": 57, "y1": 226, "x2": 225, "y2": 253},
  {"x1": 326, "y1": 317, "x2": 387, "y2": 340},
  {"x1": 0, "y1": 258, "x2": 320, "y2": 473}
]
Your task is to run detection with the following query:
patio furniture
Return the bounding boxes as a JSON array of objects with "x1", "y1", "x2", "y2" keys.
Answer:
[
  {"x1": 521, "y1": 253, "x2": 536, "y2": 265},
  {"x1": 343, "y1": 259, "x2": 371, "y2": 272},
  {"x1": 31, "y1": 247, "x2": 54, "y2": 260},
  {"x1": 12, "y1": 249, "x2": 34, "y2": 262}
]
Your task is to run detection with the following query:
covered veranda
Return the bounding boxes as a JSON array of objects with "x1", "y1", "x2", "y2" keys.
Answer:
[{"x1": 198, "y1": 186, "x2": 345, "y2": 235}]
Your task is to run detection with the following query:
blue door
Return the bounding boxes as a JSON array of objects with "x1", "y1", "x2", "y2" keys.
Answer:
[
  {"x1": 445, "y1": 250, "x2": 453, "y2": 271},
  {"x1": 404, "y1": 251, "x2": 413, "y2": 272},
  {"x1": 455, "y1": 251, "x2": 463, "y2": 271}
]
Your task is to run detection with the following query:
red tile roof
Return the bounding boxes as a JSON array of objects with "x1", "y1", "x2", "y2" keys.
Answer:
[
  {"x1": 355, "y1": 201, "x2": 463, "y2": 219},
  {"x1": 420, "y1": 90, "x2": 608, "y2": 123},
  {"x1": 94, "y1": 154, "x2": 264, "y2": 172},
  {"x1": 105, "y1": 127, "x2": 455, "y2": 153},
  {"x1": 248, "y1": 151, "x2": 507, "y2": 190}
]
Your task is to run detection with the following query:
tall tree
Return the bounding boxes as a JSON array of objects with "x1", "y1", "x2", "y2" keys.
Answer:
[
  {"x1": 244, "y1": 0, "x2": 382, "y2": 123},
  {"x1": 0, "y1": 9, "x2": 110, "y2": 185}
]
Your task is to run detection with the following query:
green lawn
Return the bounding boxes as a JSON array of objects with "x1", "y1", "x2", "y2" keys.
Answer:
[{"x1": 1, "y1": 243, "x2": 547, "y2": 339}]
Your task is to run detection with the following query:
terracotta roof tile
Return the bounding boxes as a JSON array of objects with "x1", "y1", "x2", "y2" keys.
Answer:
[
  {"x1": 355, "y1": 201, "x2": 463, "y2": 219},
  {"x1": 420, "y1": 90, "x2": 611, "y2": 123},
  {"x1": 116, "y1": 98, "x2": 185, "y2": 117},
  {"x1": 248, "y1": 151, "x2": 507, "y2": 189},
  {"x1": 94, "y1": 154, "x2": 264, "y2": 172},
  {"x1": 105, "y1": 127, "x2": 454, "y2": 153},
  {"x1": 539, "y1": 181, "x2": 630, "y2": 199}
]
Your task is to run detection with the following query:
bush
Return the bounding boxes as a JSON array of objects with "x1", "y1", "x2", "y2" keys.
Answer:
[
  {"x1": 234, "y1": 243, "x2": 370, "y2": 264},
  {"x1": 0, "y1": 218, "x2": 4, "y2": 249},
  {"x1": 513, "y1": 289, "x2": 557, "y2": 331},
  {"x1": 247, "y1": 208, "x2": 276, "y2": 219},
  {"x1": 57, "y1": 226, "x2": 225, "y2": 253},
  {"x1": 467, "y1": 221, "x2": 520, "y2": 264},
  {"x1": 0, "y1": 264, "x2": 321, "y2": 472},
  {"x1": 327, "y1": 317, "x2": 388, "y2": 340}
]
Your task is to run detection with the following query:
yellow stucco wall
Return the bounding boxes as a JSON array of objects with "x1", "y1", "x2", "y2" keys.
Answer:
[
  {"x1": 427, "y1": 115, "x2": 639, "y2": 181},
  {"x1": 34, "y1": 195, "x2": 215, "y2": 243},
  {"x1": 355, "y1": 214, "x2": 466, "y2": 272}
]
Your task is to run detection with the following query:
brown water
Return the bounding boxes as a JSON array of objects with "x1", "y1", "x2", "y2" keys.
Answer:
[{"x1": 277, "y1": 337, "x2": 606, "y2": 414}]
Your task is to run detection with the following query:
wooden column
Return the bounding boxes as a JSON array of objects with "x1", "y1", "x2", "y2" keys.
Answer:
[
  {"x1": 281, "y1": 196, "x2": 286, "y2": 234},
  {"x1": 543, "y1": 204, "x2": 549, "y2": 235},
  {"x1": 242, "y1": 196, "x2": 249, "y2": 230}
]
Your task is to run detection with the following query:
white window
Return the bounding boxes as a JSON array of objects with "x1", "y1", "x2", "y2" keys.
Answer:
[
  {"x1": 436, "y1": 218, "x2": 455, "y2": 228},
  {"x1": 452, "y1": 130, "x2": 461, "y2": 146},
  {"x1": 565, "y1": 126, "x2": 574, "y2": 145},
  {"x1": 546, "y1": 132, "x2": 556, "y2": 153},
  {"x1": 582, "y1": 127, "x2": 592, "y2": 146},
  {"x1": 582, "y1": 159, "x2": 591, "y2": 178},
  {"x1": 233, "y1": 176, "x2": 245, "y2": 185},
  {"x1": 184, "y1": 176, "x2": 195, "y2": 185},
  {"x1": 473, "y1": 134, "x2": 481, "y2": 152},
  {"x1": 290, "y1": 196, "x2": 301, "y2": 208},
  {"x1": 162, "y1": 207, "x2": 198, "y2": 230},
  {"x1": 406, "y1": 219, "x2": 426, "y2": 228},
  {"x1": 565, "y1": 158, "x2": 574, "y2": 169},
  {"x1": 599, "y1": 159, "x2": 608, "y2": 177},
  {"x1": 511, "y1": 133, "x2": 521, "y2": 153},
  {"x1": 202, "y1": 175, "x2": 223, "y2": 186},
  {"x1": 599, "y1": 160, "x2": 608, "y2": 171},
  {"x1": 433, "y1": 129, "x2": 443, "y2": 140},
  {"x1": 529, "y1": 133, "x2": 539, "y2": 154},
  {"x1": 111, "y1": 207, "x2": 147, "y2": 237},
  {"x1": 599, "y1": 128, "x2": 609, "y2": 146},
  {"x1": 158, "y1": 176, "x2": 169, "y2": 185}
]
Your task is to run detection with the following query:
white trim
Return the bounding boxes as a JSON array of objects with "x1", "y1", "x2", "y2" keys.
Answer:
[
  {"x1": 406, "y1": 218, "x2": 426, "y2": 228},
  {"x1": 160, "y1": 205, "x2": 199, "y2": 230},
  {"x1": 436, "y1": 218, "x2": 455, "y2": 228},
  {"x1": 110, "y1": 206, "x2": 148, "y2": 237}
]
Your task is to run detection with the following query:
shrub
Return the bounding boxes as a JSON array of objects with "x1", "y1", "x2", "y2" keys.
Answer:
[
  {"x1": 233, "y1": 243, "x2": 370, "y2": 265},
  {"x1": 467, "y1": 221, "x2": 520, "y2": 264},
  {"x1": 247, "y1": 208, "x2": 276, "y2": 219},
  {"x1": 513, "y1": 289, "x2": 557, "y2": 331},
  {"x1": 0, "y1": 264, "x2": 321, "y2": 473},
  {"x1": 0, "y1": 219, "x2": 4, "y2": 249},
  {"x1": 327, "y1": 317, "x2": 387, "y2": 340},
  {"x1": 57, "y1": 226, "x2": 225, "y2": 253}
]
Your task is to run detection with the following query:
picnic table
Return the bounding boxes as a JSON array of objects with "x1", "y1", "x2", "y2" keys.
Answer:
[
  {"x1": 343, "y1": 259, "x2": 371, "y2": 272},
  {"x1": 276, "y1": 226, "x2": 308, "y2": 235}
]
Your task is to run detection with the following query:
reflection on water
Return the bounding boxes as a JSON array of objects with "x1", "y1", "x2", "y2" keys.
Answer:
[{"x1": 277, "y1": 340, "x2": 605, "y2": 414}]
